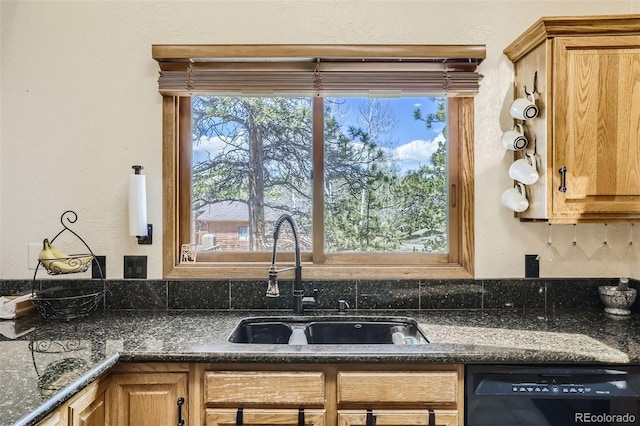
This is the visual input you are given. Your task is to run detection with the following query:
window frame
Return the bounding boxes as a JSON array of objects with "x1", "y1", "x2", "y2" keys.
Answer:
[{"x1": 158, "y1": 46, "x2": 477, "y2": 280}]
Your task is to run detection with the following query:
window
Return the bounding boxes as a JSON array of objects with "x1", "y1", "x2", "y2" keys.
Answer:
[
  {"x1": 154, "y1": 45, "x2": 483, "y2": 279},
  {"x1": 238, "y1": 226, "x2": 249, "y2": 241}
]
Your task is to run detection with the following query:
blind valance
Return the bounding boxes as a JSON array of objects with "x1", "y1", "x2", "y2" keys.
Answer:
[{"x1": 152, "y1": 44, "x2": 485, "y2": 97}]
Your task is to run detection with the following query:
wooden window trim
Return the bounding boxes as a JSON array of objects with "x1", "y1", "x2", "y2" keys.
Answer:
[
  {"x1": 162, "y1": 97, "x2": 474, "y2": 280},
  {"x1": 158, "y1": 46, "x2": 476, "y2": 280}
]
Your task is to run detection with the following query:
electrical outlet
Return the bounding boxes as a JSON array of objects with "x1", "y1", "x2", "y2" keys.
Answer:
[
  {"x1": 27, "y1": 243, "x2": 41, "y2": 270},
  {"x1": 92, "y1": 256, "x2": 106, "y2": 279},
  {"x1": 525, "y1": 254, "x2": 539, "y2": 278},
  {"x1": 124, "y1": 255, "x2": 147, "y2": 279}
]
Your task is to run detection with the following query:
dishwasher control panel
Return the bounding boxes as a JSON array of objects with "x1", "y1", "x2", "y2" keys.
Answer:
[
  {"x1": 473, "y1": 373, "x2": 638, "y2": 398},
  {"x1": 509, "y1": 382, "x2": 617, "y2": 396}
]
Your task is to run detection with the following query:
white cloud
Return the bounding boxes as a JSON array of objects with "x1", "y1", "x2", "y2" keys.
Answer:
[
  {"x1": 193, "y1": 135, "x2": 226, "y2": 154},
  {"x1": 391, "y1": 132, "x2": 445, "y2": 172},
  {"x1": 192, "y1": 135, "x2": 234, "y2": 164}
]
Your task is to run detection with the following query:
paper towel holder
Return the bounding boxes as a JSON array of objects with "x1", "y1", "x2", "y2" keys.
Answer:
[
  {"x1": 138, "y1": 225, "x2": 153, "y2": 245},
  {"x1": 130, "y1": 165, "x2": 153, "y2": 245}
]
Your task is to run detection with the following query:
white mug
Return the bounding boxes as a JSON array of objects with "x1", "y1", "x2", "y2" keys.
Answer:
[
  {"x1": 510, "y1": 92, "x2": 539, "y2": 120},
  {"x1": 501, "y1": 123, "x2": 528, "y2": 151},
  {"x1": 509, "y1": 153, "x2": 539, "y2": 185},
  {"x1": 501, "y1": 183, "x2": 529, "y2": 212}
]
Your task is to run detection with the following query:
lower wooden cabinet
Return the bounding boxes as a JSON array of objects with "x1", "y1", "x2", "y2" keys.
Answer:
[
  {"x1": 199, "y1": 364, "x2": 463, "y2": 426},
  {"x1": 206, "y1": 408, "x2": 327, "y2": 426},
  {"x1": 37, "y1": 410, "x2": 64, "y2": 426},
  {"x1": 37, "y1": 362, "x2": 463, "y2": 426},
  {"x1": 68, "y1": 379, "x2": 108, "y2": 426},
  {"x1": 37, "y1": 377, "x2": 109, "y2": 426},
  {"x1": 106, "y1": 365, "x2": 188, "y2": 426}
]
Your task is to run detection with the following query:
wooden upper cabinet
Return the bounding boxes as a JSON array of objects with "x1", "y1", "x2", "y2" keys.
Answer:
[
  {"x1": 504, "y1": 15, "x2": 640, "y2": 222},
  {"x1": 553, "y1": 36, "x2": 640, "y2": 219}
]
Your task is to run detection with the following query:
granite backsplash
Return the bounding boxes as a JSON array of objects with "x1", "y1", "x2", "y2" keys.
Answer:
[{"x1": 1, "y1": 278, "x2": 637, "y2": 313}]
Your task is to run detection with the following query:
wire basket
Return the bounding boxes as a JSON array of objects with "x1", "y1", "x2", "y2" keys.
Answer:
[
  {"x1": 31, "y1": 211, "x2": 105, "y2": 321},
  {"x1": 39, "y1": 254, "x2": 94, "y2": 275},
  {"x1": 31, "y1": 287, "x2": 104, "y2": 321}
]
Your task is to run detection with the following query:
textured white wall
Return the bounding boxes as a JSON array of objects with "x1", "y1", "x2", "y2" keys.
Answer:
[{"x1": 1, "y1": 0, "x2": 639, "y2": 279}]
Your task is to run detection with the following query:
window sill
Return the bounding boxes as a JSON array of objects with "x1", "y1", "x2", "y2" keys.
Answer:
[{"x1": 164, "y1": 262, "x2": 473, "y2": 280}]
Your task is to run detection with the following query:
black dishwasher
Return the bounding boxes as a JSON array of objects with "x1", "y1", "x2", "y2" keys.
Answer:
[{"x1": 465, "y1": 365, "x2": 640, "y2": 426}]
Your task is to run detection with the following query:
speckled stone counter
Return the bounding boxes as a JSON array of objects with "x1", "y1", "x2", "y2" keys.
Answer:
[{"x1": 2, "y1": 308, "x2": 640, "y2": 425}]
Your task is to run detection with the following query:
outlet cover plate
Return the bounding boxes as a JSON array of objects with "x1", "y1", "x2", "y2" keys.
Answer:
[
  {"x1": 92, "y1": 256, "x2": 106, "y2": 279},
  {"x1": 525, "y1": 254, "x2": 539, "y2": 278},
  {"x1": 124, "y1": 255, "x2": 147, "y2": 279}
]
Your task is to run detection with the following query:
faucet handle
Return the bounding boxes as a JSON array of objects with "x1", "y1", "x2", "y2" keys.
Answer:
[{"x1": 338, "y1": 299, "x2": 350, "y2": 313}]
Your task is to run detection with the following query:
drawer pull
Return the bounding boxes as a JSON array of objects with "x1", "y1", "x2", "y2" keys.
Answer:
[
  {"x1": 176, "y1": 397, "x2": 185, "y2": 426},
  {"x1": 236, "y1": 408, "x2": 243, "y2": 426},
  {"x1": 298, "y1": 408, "x2": 305, "y2": 426},
  {"x1": 366, "y1": 409, "x2": 377, "y2": 426},
  {"x1": 428, "y1": 408, "x2": 435, "y2": 426},
  {"x1": 559, "y1": 166, "x2": 567, "y2": 192}
]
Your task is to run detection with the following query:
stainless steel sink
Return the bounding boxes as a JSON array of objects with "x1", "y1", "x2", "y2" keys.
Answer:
[{"x1": 228, "y1": 316, "x2": 429, "y2": 345}]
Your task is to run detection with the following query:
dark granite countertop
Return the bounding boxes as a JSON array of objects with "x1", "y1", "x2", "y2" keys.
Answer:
[{"x1": 2, "y1": 308, "x2": 640, "y2": 425}]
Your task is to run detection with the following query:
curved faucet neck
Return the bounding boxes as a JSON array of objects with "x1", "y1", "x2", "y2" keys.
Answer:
[
  {"x1": 269, "y1": 214, "x2": 316, "y2": 314},
  {"x1": 271, "y1": 214, "x2": 301, "y2": 274}
]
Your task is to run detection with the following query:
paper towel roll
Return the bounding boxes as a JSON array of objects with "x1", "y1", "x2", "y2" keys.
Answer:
[{"x1": 129, "y1": 173, "x2": 148, "y2": 236}]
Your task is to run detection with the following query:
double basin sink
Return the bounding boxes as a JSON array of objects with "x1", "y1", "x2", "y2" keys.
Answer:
[{"x1": 228, "y1": 315, "x2": 429, "y2": 345}]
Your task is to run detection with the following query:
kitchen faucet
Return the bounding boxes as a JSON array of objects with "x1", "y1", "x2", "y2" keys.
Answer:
[{"x1": 266, "y1": 214, "x2": 318, "y2": 314}]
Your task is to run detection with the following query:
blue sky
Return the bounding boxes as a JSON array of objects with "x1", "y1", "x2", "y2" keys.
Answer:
[{"x1": 335, "y1": 97, "x2": 444, "y2": 173}]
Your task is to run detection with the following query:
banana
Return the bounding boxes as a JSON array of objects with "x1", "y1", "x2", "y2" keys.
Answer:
[
  {"x1": 38, "y1": 239, "x2": 92, "y2": 274},
  {"x1": 46, "y1": 239, "x2": 68, "y2": 259}
]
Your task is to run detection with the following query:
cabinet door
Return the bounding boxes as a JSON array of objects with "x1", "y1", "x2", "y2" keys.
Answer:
[
  {"x1": 68, "y1": 379, "x2": 107, "y2": 426},
  {"x1": 206, "y1": 408, "x2": 326, "y2": 426},
  {"x1": 553, "y1": 35, "x2": 640, "y2": 220},
  {"x1": 107, "y1": 372, "x2": 187, "y2": 426},
  {"x1": 37, "y1": 410, "x2": 65, "y2": 426},
  {"x1": 338, "y1": 410, "x2": 458, "y2": 426}
]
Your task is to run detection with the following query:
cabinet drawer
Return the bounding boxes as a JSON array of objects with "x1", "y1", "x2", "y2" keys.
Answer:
[
  {"x1": 337, "y1": 371, "x2": 458, "y2": 404},
  {"x1": 206, "y1": 408, "x2": 326, "y2": 426},
  {"x1": 205, "y1": 371, "x2": 325, "y2": 405},
  {"x1": 338, "y1": 409, "x2": 458, "y2": 426}
]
